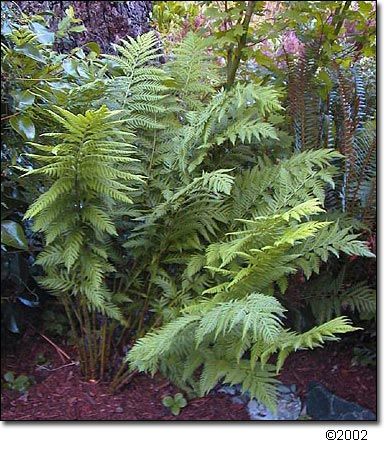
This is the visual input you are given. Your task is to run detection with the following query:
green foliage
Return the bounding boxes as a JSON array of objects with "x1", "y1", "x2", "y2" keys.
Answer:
[
  {"x1": 2, "y1": 5, "x2": 375, "y2": 403},
  {"x1": 23, "y1": 105, "x2": 143, "y2": 321},
  {"x1": 296, "y1": 266, "x2": 376, "y2": 324},
  {"x1": 152, "y1": 1, "x2": 201, "y2": 35},
  {"x1": 166, "y1": 32, "x2": 219, "y2": 109},
  {"x1": 162, "y1": 392, "x2": 187, "y2": 415},
  {"x1": 128, "y1": 295, "x2": 357, "y2": 411},
  {"x1": 1, "y1": 220, "x2": 28, "y2": 250},
  {"x1": 103, "y1": 32, "x2": 169, "y2": 130},
  {"x1": 3, "y1": 371, "x2": 34, "y2": 393}
]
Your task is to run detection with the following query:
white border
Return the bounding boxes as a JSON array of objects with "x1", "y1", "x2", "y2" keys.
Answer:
[{"x1": 1, "y1": 1, "x2": 384, "y2": 449}]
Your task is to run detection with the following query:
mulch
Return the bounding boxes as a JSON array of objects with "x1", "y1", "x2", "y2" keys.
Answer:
[
  {"x1": 278, "y1": 345, "x2": 377, "y2": 413},
  {"x1": 1, "y1": 335, "x2": 376, "y2": 421}
]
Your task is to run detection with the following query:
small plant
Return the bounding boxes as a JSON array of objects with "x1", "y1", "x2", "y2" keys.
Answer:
[
  {"x1": 162, "y1": 393, "x2": 187, "y2": 416},
  {"x1": 3, "y1": 371, "x2": 34, "y2": 393},
  {"x1": 35, "y1": 352, "x2": 50, "y2": 366},
  {"x1": 352, "y1": 346, "x2": 376, "y2": 368},
  {"x1": 41, "y1": 310, "x2": 71, "y2": 338}
]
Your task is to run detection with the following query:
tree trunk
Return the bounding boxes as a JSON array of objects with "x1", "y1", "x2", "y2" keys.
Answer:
[{"x1": 15, "y1": 1, "x2": 152, "y2": 52}]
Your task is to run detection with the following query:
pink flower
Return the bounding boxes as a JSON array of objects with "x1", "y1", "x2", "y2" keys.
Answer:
[
  {"x1": 282, "y1": 30, "x2": 304, "y2": 55},
  {"x1": 263, "y1": 1, "x2": 283, "y2": 18},
  {"x1": 194, "y1": 14, "x2": 205, "y2": 29},
  {"x1": 367, "y1": 18, "x2": 376, "y2": 28},
  {"x1": 276, "y1": 60, "x2": 287, "y2": 70}
]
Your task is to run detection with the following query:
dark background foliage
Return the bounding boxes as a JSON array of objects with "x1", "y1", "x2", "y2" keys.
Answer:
[{"x1": 14, "y1": 1, "x2": 152, "y2": 52}]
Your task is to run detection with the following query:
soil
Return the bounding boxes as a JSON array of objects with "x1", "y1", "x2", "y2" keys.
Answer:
[{"x1": 1, "y1": 334, "x2": 376, "y2": 421}]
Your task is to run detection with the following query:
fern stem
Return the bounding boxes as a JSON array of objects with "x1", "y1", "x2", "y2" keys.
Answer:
[
  {"x1": 109, "y1": 359, "x2": 128, "y2": 392},
  {"x1": 103, "y1": 322, "x2": 116, "y2": 378},
  {"x1": 110, "y1": 369, "x2": 137, "y2": 393},
  {"x1": 91, "y1": 309, "x2": 98, "y2": 371},
  {"x1": 136, "y1": 277, "x2": 153, "y2": 336},
  {"x1": 81, "y1": 302, "x2": 96, "y2": 379},
  {"x1": 62, "y1": 295, "x2": 87, "y2": 373},
  {"x1": 99, "y1": 320, "x2": 107, "y2": 380}
]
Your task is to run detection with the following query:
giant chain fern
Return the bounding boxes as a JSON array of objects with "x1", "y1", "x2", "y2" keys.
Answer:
[
  {"x1": 118, "y1": 34, "x2": 375, "y2": 409},
  {"x1": 127, "y1": 152, "x2": 373, "y2": 411},
  {"x1": 23, "y1": 105, "x2": 144, "y2": 320}
]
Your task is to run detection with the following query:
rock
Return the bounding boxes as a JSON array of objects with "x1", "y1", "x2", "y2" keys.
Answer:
[
  {"x1": 247, "y1": 385, "x2": 302, "y2": 421},
  {"x1": 306, "y1": 382, "x2": 376, "y2": 421},
  {"x1": 218, "y1": 383, "x2": 302, "y2": 420},
  {"x1": 217, "y1": 385, "x2": 238, "y2": 396},
  {"x1": 277, "y1": 384, "x2": 292, "y2": 394},
  {"x1": 231, "y1": 396, "x2": 245, "y2": 405}
]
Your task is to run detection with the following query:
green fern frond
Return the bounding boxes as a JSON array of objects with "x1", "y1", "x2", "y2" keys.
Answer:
[
  {"x1": 23, "y1": 105, "x2": 143, "y2": 319},
  {"x1": 103, "y1": 32, "x2": 169, "y2": 130}
]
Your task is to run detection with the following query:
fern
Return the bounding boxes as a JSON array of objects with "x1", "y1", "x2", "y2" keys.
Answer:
[
  {"x1": 23, "y1": 105, "x2": 144, "y2": 320},
  {"x1": 171, "y1": 82, "x2": 281, "y2": 173},
  {"x1": 122, "y1": 63, "x2": 373, "y2": 408},
  {"x1": 166, "y1": 32, "x2": 219, "y2": 109},
  {"x1": 103, "y1": 32, "x2": 170, "y2": 130},
  {"x1": 294, "y1": 266, "x2": 376, "y2": 324},
  {"x1": 127, "y1": 153, "x2": 370, "y2": 410},
  {"x1": 127, "y1": 291, "x2": 358, "y2": 411}
]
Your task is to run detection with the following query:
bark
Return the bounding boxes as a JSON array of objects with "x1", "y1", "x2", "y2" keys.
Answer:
[{"x1": 15, "y1": 1, "x2": 152, "y2": 52}]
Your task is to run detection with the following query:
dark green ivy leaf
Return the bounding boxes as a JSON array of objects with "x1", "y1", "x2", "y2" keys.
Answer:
[
  {"x1": 1, "y1": 220, "x2": 29, "y2": 250},
  {"x1": 14, "y1": 43, "x2": 46, "y2": 63},
  {"x1": 13, "y1": 91, "x2": 35, "y2": 109},
  {"x1": 10, "y1": 115, "x2": 36, "y2": 140},
  {"x1": 63, "y1": 59, "x2": 79, "y2": 77},
  {"x1": 30, "y1": 22, "x2": 55, "y2": 44}
]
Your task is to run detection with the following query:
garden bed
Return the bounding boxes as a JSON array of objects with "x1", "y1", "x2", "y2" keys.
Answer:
[{"x1": 1, "y1": 335, "x2": 376, "y2": 421}]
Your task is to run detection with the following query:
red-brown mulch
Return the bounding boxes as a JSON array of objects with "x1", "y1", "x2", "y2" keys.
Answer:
[
  {"x1": 1, "y1": 336, "x2": 248, "y2": 421},
  {"x1": 1, "y1": 335, "x2": 376, "y2": 421},
  {"x1": 278, "y1": 344, "x2": 376, "y2": 413}
]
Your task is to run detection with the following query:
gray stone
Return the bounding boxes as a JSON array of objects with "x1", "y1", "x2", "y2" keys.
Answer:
[
  {"x1": 246, "y1": 387, "x2": 302, "y2": 421},
  {"x1": 306, "y1": 382, "x2": 376, "y2": 421},
  {"x1": 231, "y1": 396, "x2": 246, "y2": 405},
  {"x1": 218, "y1": 383, "x2": 302, "y2": 420},
  {"x1": 277, "y1": 384, "x2": 292, "y2": 394},
  {"x1": 217, "y1": 385, "x2": 239, "y2": 396}
]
